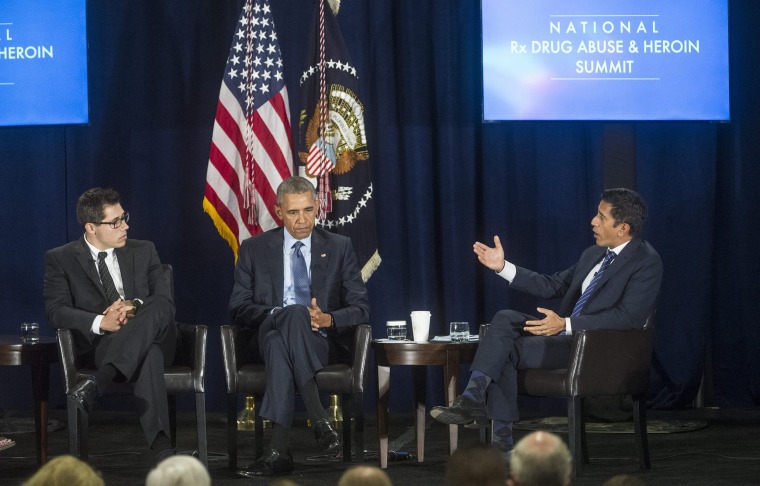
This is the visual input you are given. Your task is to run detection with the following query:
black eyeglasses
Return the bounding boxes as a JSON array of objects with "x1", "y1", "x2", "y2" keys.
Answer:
[{"x1": 93, "y1": 212, "x2": 129, "y2": 229}]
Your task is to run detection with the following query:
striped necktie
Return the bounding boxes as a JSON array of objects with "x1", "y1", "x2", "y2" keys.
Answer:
[
  {"x1": 97, "y1": 252, "x2": 121, "y2": 304},
  {"x1": 571, "y1": 250, "x2": 616, "y2": 317}
]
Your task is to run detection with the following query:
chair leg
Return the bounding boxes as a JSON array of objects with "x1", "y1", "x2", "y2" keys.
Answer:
[
  {"x1": 354, "y1": 392, "x2": 365, "y2": 463},
  {"x1": 227, "y1": 393, "x2": 238, "y2": 470},
  {"x1": 479, "y1": 419, "x2": 494, "y2": 445},
  {"x1": 581, "y1": 408, "x2": 589, "y2": 464},
  {"x1": 195, "y1": 392, "x2": 208, "y2": 466},
  {"x1": 254, "y1": 395, "x2": 264, "y2": 460},
  {"x1": 633, "y1": 394, "x2": 651, "y2": 470},
  {"x1": 80, "y1": 408, "x2": 89, "y2": 462},
  {"x1": 168, "y1": 395, "x2": 177, "y2": 449},
  {"x1": 568, "y1": 396, "x2": 583, "y2": 477},
  {"x1": 342, "y1": 394, "x2": 352, "y2": 462},
  {"x1": 67, "y1": 399, "x2": 79, "y2": 457}
]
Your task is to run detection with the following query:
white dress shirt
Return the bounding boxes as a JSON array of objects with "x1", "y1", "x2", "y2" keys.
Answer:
[{"x1": 84, "y1": 235, "x2": 125, "y2": 335}]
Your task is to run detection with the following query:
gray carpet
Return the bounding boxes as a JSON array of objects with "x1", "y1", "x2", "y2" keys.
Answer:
[
  {"x1": 515, "y1": 416, "x2": 709, "y2": 434},
  {"x1": 1, "y1": 408, "x2": 759, "y2": 486}
]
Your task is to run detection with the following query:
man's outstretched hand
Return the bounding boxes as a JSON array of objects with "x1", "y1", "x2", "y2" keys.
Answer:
[{"x1": 473, "y1": 235, "x2": 506, "y2": 272}]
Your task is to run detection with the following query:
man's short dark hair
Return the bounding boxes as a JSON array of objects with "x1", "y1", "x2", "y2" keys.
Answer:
[
  {"x1": 601, "y1": 188, "x2": 648, "y2": 239},
  {"x1": 276, "y1": 177, "x2": 316, "y2": 206},
  {"x1": 445, "y1": 445, "x2": 506, "y2": 486},
  {"x1": 76, "y1": 188, "x2": 121, "y2": 227}
]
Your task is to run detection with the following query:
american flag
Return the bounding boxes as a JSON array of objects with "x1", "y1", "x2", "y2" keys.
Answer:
[{"x1": 203, "y1": 0, "x2": 293, "y2": 260}]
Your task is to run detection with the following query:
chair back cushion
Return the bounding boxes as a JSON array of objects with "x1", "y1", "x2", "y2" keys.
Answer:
[{"x1": 518, "y1": 329, "x2": 654, "y2": 398}]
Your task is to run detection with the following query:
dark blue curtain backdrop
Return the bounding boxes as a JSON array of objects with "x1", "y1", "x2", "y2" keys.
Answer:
[{"x1": 1, "y1": 0, "x2": 758, "y2": 416}]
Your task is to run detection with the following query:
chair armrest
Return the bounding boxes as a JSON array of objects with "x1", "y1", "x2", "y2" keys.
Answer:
[
  {"x1": 568, "y1": 329, "x2": 654, "y2": 396},
  {"x1": 56, "y1": 328, "x2": 78, "y2": 393},
  {"x1": 175, "y1": 323, "x2": 207, "y2": 393},
  {"x1": 351, "y1": 325, "x2": 372, "y2": 392}
]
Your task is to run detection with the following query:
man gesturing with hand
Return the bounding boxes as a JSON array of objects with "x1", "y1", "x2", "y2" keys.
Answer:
[{"x1": 432, "y1": 188, "x2": 662, "y2": 460}]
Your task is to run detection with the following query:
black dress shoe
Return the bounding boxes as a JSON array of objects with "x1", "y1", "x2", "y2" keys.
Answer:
[
  {"x1": 313, "y1": 418, "x2": 341, "y2": 452},
  {"x1": 430, "y1": 395, "x2": 487, "y2": 425},
  {"x1": 68, "y1": 378, "x2": 98, "y2": 413},
  {"x1": 236, "y1": 449, "x2": 294, "y2": 477}
]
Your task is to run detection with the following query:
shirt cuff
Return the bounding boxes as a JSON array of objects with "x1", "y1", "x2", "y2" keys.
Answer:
[
  {"x1": 565, "y1": 317, "x2": 573, "y2": 335},
  {"x1": 497, "y1": 261, "x2": 517, "y2": 282},
  {"x1": 92, "y1": 315, "x2": 104, "y2": 335}
]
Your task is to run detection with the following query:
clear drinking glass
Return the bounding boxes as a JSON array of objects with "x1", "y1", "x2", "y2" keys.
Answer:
[
  {"x1": 386, "y1": 321, "x2": 407, "y2": 340},
  {"x1": 20, "y1": 322, "x2": 40, "y2": 344},
  {"x1": 449, "y1": 322, "x2": 470, "y2": 342}
]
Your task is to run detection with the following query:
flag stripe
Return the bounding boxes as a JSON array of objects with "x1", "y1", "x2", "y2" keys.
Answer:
[{"x1": 204, "y1": 0, "x2": 293, "y2": 260}]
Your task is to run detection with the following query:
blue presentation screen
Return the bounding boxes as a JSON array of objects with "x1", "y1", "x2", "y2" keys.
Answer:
[
  {"x1": 482, "y1": 0, "x2": 730, "y2": 121},
  {"x1": 0, "y1": 0, "x2": 89, "y2": 126}
]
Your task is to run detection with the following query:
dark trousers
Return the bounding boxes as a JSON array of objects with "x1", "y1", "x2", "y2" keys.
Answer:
[
  {"x1": 472, "y1": 309, "x2": 573, "y2": 422},
  {"x1": 257, "y1": 305, "x2": 329, "y2": 427},
  {"x1": 93, "y1": 299, "x2": 176, "y2": 445}
]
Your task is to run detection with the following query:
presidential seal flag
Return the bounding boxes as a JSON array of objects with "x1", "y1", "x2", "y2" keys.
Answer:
[
  {"x1": 298, "y1": 0, "x2": 381, "y2": 281},
  {"x1": 204, "y1": 0, "x2": 294, "y2": 260}
]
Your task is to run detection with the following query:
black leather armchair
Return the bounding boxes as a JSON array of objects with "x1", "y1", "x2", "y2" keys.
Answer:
[
  {"x1": 56, "y1": 265, "x2": 208, "y2": 465},
  {"x1": 480, "y1": 320, "x2": 654, "y2": 477},
  {"x1": 220, "y1": 323, "x2": 371, "y2": 468}
]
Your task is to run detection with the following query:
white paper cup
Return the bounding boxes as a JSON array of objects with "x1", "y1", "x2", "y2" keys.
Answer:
[{"x1": 410, "y1": 311, "x2": 431, "y2": 342}]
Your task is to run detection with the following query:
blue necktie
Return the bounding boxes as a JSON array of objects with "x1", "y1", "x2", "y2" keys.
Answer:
[
  {"x1": 291, "y1": 241, "x2": 311, "y2": 307},
  {"x1": 292, "y1": 241, "x2": 327, "y2": 337},
  {"x1": 571, "y1": 250, "x2": 616, "y2": 317}
]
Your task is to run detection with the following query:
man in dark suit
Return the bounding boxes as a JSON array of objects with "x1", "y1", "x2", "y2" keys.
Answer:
[
  {"x1": 230, "y1": 176, "x2": 369, "y2": 477},
  {"x1": 431, "y1": 188, "x2": 662, "y2": 457},
  {"x1": 44, "y1": 187, "x2": 177, "y2": 462}
]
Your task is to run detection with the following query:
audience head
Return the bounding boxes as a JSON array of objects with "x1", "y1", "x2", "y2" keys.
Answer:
[
  {"x1": 145, "y1": 454, "x2": 211, "y2": 486},
  {"x1": 337, "y1": 465, "x2": 393, "y2": 486},
  {"x1": 603, "y1": 474, "x2": 647, "y2": 486},
  {"x1": 269, "y1": 480, "x2": 301, "y2": 486},
  {"x1": 508, "y1": 431, "x2": 572, "y2": 486},
  {"x1": 77, "y1": 187, "x2": 121, "y2": 228},
  {"x1": 600, "y1": 188, "x2": 648, "y2": 239},
  {"x1": 23, "y1": 454, "x2": 104, "y2": 486},
  {"x1": 445, "y1": 444, "x2": 506, "y2": 486}
]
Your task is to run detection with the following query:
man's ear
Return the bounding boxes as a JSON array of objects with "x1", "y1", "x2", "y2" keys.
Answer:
[
  {"x1": 274, "y1": 205, "x2": 282, "y2": 220},
  {"x1": 84, "y1": 223, "x2": 95, "y2": 235}
]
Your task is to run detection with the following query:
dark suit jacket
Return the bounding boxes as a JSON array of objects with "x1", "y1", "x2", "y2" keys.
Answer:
[
  {"x1": 44, "y1": 236, "x2": 174, "y2": 352},
  {"x1": 509, "y1": 238, "x2": 662, "y2": 330},
  {"x1": 229, "y1": 226, "x2": 370, "y2": 358}
]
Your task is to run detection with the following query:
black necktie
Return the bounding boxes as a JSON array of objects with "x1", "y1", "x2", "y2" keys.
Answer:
[
  {"x1": 571, "y1": 250, "x2": 616, "y2": 317},
  {"x1": 97, "y1": 252, "x2": 121, "y2": 304}
]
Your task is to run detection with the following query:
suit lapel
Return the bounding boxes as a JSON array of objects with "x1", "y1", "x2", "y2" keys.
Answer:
[
  {"x1": 570, "y1": 246, "x2": 606, "y2": 295},
  {"x1": 310, "y1": 229, "x2": 330, "y2": 298},
  {"x1": 267, "y1": 229, "x2": 285, "y2": 306},
  {"x1": 75, "y1": 236, "x2": 107, "y2": 298},
  {"x1": 115, "y1": 245, "x2": 134, "y2": 298},
  {"x1": 595, "y1": 238, "x2": 640, "y2": 289}
]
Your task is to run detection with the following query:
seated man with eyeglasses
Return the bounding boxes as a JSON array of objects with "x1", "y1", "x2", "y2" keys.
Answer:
[{"x1": 44, "y1": 187, "x2": 177, "y2": 463}]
